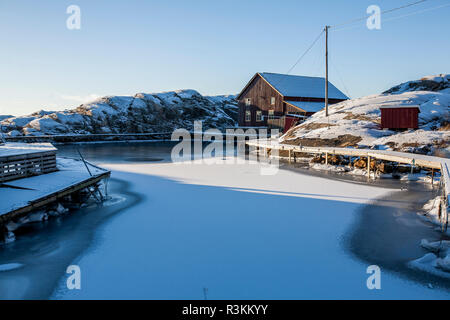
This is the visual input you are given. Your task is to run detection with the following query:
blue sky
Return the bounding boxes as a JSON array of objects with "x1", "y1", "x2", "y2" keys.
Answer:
[{"x1": 0, "y1": 0, "x2": 449, "y2": 115}]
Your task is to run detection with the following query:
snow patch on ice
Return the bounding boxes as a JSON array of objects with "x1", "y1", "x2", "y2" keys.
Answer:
[{"x1": 0, "y1": 263, "x2": 23, "y2": 272}]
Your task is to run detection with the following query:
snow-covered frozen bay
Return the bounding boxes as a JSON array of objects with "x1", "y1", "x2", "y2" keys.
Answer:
[{"x1": 48, "y1": 155, "x2": 450, "y2": 299}]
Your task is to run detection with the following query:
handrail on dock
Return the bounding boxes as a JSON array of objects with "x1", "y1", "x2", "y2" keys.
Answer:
[{"x1": 246, "y1": 139, "x2": 450, "y2": 212}]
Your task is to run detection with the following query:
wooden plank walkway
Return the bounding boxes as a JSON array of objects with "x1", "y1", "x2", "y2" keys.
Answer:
[
  {"x1": 0, "y1": 158, "x2": 110, "y2": 224},
  {"x1": 247, "y1": 138, "x2": 450, "y2": 210}
]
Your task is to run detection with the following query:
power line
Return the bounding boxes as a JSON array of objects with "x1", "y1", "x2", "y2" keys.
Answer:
[
  {"x1": 278, "y1": 0, "x2": 444, "y2": 106},
  {"x1": 330, "y1": 57, "x2": 351, "y2": 99},
  {"x1": 312, "y1": 42, "x2": 325, "y2": 77},
  {"x1": 330, "y1": 0, "x2": 431, "y2": 30},
  {"x1": 332, "y1": 1, "x2": 450, "y2": 32},
  {"x1": 269, "y1": 29, "x2": 324, "y2": 94},
  {"x1": 286, "y1": 29, "x2": 324, "y2": 74},
  {"x1": 383, "y1": 2, "x2": 450, "y2": 23},
  {"x1": 284, "y1": 0, "x2": 439, "y2": 75}
]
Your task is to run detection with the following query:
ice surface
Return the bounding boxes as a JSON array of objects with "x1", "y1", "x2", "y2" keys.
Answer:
[{"x1": 51, "y1": 158, "x2": 450, "y2": 299}]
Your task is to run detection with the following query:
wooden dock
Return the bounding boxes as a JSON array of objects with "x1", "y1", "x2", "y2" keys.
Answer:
[
  {"x1": 0, "y1": 155, "x2": 110, "y2": 225},
  {"x1": 247, "y1": 138, "x2": 450, "y2": 218},
  {"x1": 0, "y1": 170, "x2": 110, "y2": 225}
]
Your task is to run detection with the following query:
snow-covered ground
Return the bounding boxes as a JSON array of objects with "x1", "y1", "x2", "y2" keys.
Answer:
[
  {"x1": 410, "y1": 196, "x2": 450, "y2": 278},
  {"x1": 48, "y1": 158, "x2": 450, "y2": 299},
  {"x1": 282, "y1": 74, "x2": 449, "y2": 154}
]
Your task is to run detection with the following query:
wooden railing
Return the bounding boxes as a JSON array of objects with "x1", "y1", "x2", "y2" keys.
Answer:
[
  {"x1": 246, "y1": 139, "x2": 450, "y2": 223},
  {"x1": 0, "y1": 151, "x2": 57, "y2": 183}
]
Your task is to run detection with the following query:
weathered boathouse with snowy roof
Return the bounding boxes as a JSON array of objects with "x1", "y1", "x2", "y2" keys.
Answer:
[{"x1": 237, "y1": 72, "x2": 348, "y2": 129}]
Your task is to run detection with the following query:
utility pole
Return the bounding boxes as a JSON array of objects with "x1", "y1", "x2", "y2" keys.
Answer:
[{"x1": 325, "y1": 25, "x2": 329, "y2": 117}]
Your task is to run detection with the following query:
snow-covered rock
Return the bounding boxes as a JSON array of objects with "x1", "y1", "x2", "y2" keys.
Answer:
[
  {"x1": 56, "y1": 203, "x2": 68, "y2": 215},
  {"x1": 282, "y1": 74, "x2": 450, "y2": 154},
  {"x1": 0, "y1": 90, "x2": 238, "y2": 136},
  {"x1": 0, "y1": 115, "x2": 13, "y2": 122},
  {"x1": 436, "y1": 255, "x2": 450, "y2": 272},
  {"x1": 384, "y1": 74, "x2": 450, "y2": 94},
  {"x1": 420, "y1": 239, "x2": 450, "y2": 253},
  {"x1": 3, "y1": 231, "x2": 16, "y2": 244},
  {"x1": 26, "y1": 117, "x2": 70, "y2": 134},
  {"x1": 419, "y1": 196, "x2": 445, "y2": 229},
  {"x1": 411, "y1": 239, "x2": 450, "y2": 277}
]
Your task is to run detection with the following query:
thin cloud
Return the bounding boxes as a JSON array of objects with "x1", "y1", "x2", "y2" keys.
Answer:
[{"x1": 59, "y1": 94, "x2": 102, "y2": 104}]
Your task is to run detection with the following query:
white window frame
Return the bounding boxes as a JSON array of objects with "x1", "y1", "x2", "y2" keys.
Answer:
[
  {"x1": 270, "y1": 97, "x2": 275, "y2": 105},
  {"x1": 245, "y1": 98, "x2": 251, "y2": 106},
  {"x1": 256, "y1": 110, "x2": 262, "y2": 122},
  {"x1": 268, "y1": 110, "x2": 275, "y2": 120},
  {"x1": 245, "y1": 110, "x2": 251, "y2": 122}
]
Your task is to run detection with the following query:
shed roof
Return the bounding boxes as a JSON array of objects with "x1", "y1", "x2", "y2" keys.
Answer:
[{"x1": 380, "y1": 104, "x2": 421, "y2": 112}]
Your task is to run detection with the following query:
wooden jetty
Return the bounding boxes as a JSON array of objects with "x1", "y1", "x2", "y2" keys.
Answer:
[
  {"x1": 0, "y1": 143, "x2": 110, "y2": 226},
  {"x1": 246, "y1": 138, "x2": 450, "y2": 220}
]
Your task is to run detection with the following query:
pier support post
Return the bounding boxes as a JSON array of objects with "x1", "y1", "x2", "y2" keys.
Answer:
[
  {"x1": 367, "y1": 156, "x2": 371, "y2": 178},
  {"x1": 325, "y1": 152, "x2": 328, "y2": 165},
  {"x1": 431, "y1": 169, "x2": 434, "y2": 185},
  {"x1": 289, "y1": 150, "x2": 292, "y2": 163}
]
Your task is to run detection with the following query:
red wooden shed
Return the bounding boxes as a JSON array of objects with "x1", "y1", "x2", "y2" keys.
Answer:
[{"x1": 380, "y1": 105, "x2": 420, "y2": 130}]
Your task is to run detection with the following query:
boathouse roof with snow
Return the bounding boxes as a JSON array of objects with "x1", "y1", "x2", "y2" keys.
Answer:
[
  {"x1": 237, "y1": 72, "x2": 348, "y2": 127},
  {"x1": 244, "y1": 72, "x2": 349, "y2": 100}
]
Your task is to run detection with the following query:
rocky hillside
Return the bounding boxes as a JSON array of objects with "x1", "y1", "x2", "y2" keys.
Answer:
[
  {"x1": 383, "y1": 74, "x2": 450, "y2": 95},
  {"x1": 282, "y1": 74, "x2": 450, "y2": 156},
  {"x1": 0, "y1": 90, "x2": 238, "y2": 136}
]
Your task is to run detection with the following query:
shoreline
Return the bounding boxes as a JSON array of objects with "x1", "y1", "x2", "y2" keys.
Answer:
[
  {"x1": 281, "y1": 160, "x2": 450, "y2": 287},
  {"x1": 344, "y1": 185, "x2": 450, "y2": 289}
]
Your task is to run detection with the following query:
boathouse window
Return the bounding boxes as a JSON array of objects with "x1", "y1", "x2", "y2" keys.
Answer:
[
  {"x1": 268, "y1": 110, "x2": 274, "y2": 120},
  {"x1": 245, "y1": 98, "x2": 251, "y2": 106},
  {"x1": 245, "y1": 110, "x2": 251, "y2": 122},
  {"x1": 256, "y1": 111, "x2": 262, "y2": 122},
  {"x1": 271, "y1": 97, "x2": 275, "y2": 105}
]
